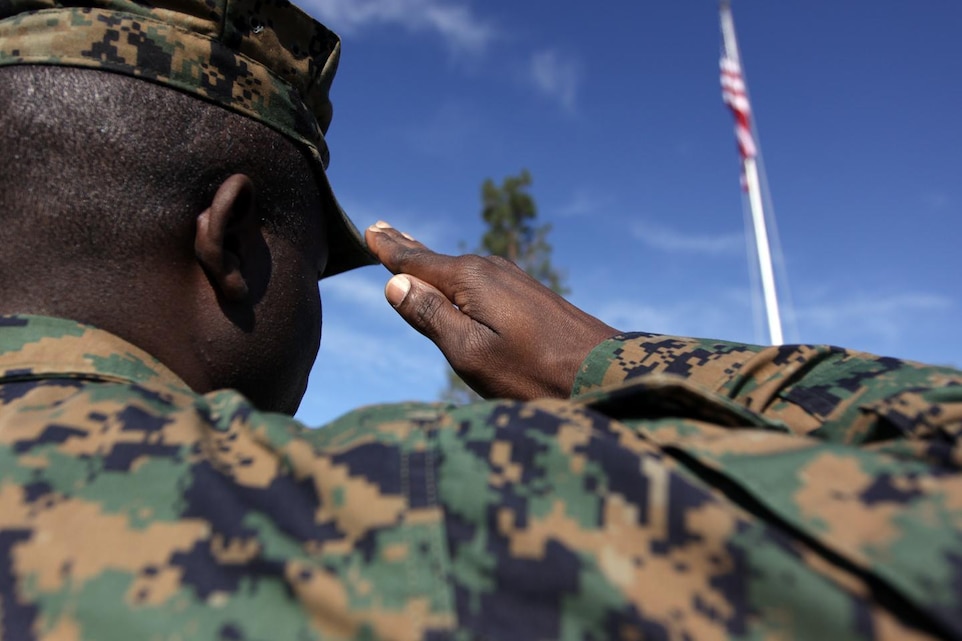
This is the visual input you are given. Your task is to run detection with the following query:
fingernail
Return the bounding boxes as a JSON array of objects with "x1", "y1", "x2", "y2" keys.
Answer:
[
  {"x1": 401, "y1": 232, "x2": 415, "y2": 241},
  {"x1": 374, "y1": 220, "x2": 392, "y2": 229},
  {"x1": 385, "y1": 275, "x2": 411, "y2": 308}
]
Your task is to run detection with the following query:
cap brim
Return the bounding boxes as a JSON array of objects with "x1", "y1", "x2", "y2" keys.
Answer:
[{"x1": 316, "y1": 164, "x2": 378, "y2": 278}]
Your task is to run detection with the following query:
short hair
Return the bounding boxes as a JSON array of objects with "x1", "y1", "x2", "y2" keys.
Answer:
[{"x1": 0, "y1": 65, "x2": 321, "y2": 269}]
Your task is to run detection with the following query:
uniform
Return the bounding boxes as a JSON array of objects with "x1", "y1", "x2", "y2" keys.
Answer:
[
  {"x1": 3, "y1": 0, "x2": 961, "y2": 638},
  {"x1": 0, "y1": 314, "x2": 959, "y2": 639}
]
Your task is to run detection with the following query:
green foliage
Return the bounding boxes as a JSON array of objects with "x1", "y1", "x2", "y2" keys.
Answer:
[
  {"x1": 479, "y1": 169, "x2": 569, "y2": 296},
  {"x1": 441, "y1": 170, "x2": 569, "y2": 404}
]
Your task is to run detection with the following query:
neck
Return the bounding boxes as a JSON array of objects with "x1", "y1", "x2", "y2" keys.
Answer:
[{"x1": 0, "y1": 267, "x2": 216, "y2": 395}]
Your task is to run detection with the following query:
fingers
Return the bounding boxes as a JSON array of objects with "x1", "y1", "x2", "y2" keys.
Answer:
[
  {"x1": 366, "y1": 222, "x2": 463, "y2": 287},
  {"x1": 363, "y1": 221, "x2": 619, "y2": 400},
  {"x1": 383, "y1": 273, "x2": 479, "y2": 357},
  {"x1": 365, "y1": 221, "x2": 428, "y2": 271},
  {"x1": 366, "y1": 222, "x2": 532, "y2": 308}
]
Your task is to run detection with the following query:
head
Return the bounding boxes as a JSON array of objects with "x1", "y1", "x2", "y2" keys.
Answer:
[
  {"x1": 0, "y1": 0, "x2": 377, "y2": 413},
  {"x1": 0, "y1": 64, "x2": 328, "y2": 413}
]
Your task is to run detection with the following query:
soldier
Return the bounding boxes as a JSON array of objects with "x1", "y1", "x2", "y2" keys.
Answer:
[{"x1": 0, "y1": 0, "x2": 960, "y2": 639}]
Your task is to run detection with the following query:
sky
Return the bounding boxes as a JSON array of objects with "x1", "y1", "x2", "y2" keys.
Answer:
[{"x1": 294, "y1": 0, "x2": 961, "y2": 426}]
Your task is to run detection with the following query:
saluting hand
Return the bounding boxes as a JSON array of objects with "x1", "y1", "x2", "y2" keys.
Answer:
[{"x1": 365, "y1": 222, "x2": 618, "y2": 401}]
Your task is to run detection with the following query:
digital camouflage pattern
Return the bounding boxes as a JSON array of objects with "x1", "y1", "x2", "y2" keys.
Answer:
[
  {"x1": 0, "y1": 0, "x2": 376, "y2": 276},
  {"x1": 0, "y1": 315, "x2": 960, "y2": 640}
]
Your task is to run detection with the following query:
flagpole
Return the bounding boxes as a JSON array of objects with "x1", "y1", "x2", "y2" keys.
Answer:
[{"x1": 720, "y1": 1, "x2": 784, "y2": 345}]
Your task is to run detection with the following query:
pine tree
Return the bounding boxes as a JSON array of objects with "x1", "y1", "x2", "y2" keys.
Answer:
[{"x1": 441, "y1": 170, "x2": 568, "y2": 404}]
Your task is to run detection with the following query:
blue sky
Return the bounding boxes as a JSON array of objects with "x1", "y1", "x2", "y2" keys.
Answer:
[{"x1": 294, "y1": 1, "x2": 961, "y2": 426}]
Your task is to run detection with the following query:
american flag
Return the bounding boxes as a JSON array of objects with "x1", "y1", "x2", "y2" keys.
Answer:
[{"x1": 720, "y1": 56, "x2": 757, "y2": 165}]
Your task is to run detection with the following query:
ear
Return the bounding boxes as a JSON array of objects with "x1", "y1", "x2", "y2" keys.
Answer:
[{"x1": 195, "y1": 174, "x2": 259, "y2": 302}]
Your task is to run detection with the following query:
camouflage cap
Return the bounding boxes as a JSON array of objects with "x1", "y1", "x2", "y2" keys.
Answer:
[{"x1": 0, "y1": 0, "x2": 377, "y2": 277}]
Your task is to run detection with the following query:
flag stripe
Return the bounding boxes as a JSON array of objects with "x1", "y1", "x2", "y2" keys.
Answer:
[{"x1": 721, "y1": 55, "x2": 757, "y2": 162}]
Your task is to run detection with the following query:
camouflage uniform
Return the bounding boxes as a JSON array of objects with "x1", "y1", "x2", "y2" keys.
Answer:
[
  {"x1": 0, "y1": 314, "x2": 960, "y2": 640},
  {"x1": 3, "y1": 0, "x2": 962, "y2": 638}
]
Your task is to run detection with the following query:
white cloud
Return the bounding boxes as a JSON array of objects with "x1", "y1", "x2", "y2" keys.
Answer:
[
  {"x1": 601, "y1": 298, "x2": 755, "y2": 341},
  {"x1": 556, "y1": 188, "x2": 613, "y2": 218},
  {"x1": 321, "y1": 271, "x2": 387, "y2": 312},
  {"x1": 301, "y1": 319, "x2": 447, "y2": 425},
  {"x1": 320, "y1": 322, "x2": 440, "y2": 378},
  {"x1": 593, "y1": 301, "x2": 683, "y2": 335},
  {"x1": 632, "y1": 221, "x2": 744, "y2": 256},
  {"x1": 304, "y1": 265, "x2": 450, "y2": 424},
  {"x1": 306, "y1": 0, "x2": 495, "y2": 53},
  {"x1": 528, "y1": 49, "x2": 583, "y2": 112},
  {"x1": 795, "y1": 292, "x2": 953, "y2": 344},
  {"x1": 398, "y1": 100, "x2": 484, "y2": 160},
  {"x1": 333, "y1": 196, "x2": 453, "y2": 252},
  {"x1": 922, "y1": 191, "x2": 950, "y2": 212},
  {"x1": 583, "y1": 286, "x2": 956, "y2": 360}
]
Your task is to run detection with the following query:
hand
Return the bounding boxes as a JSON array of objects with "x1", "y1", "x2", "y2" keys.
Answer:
[{"x1": 365, "y1": 222, "x2": 619, "y2": 400}]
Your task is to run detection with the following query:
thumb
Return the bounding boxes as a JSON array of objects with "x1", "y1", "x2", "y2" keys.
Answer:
[{"x1": 385, "y1": 274, "x2": 473, "y2": 352}]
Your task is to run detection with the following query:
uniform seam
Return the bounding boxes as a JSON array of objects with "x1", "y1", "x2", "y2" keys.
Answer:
[{"x1": 0, "y1": 371, "x2": 190, "y2": 402}]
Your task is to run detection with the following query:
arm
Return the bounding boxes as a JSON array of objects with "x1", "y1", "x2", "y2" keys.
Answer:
[
  {"x1": 365, "y1": 221, "x2": 961, "y2": 447},
  {"x1": 363, "y1": 222, "x2": 962, "y2": 636},
  {"x1": 577, "y1": 333, "x2": 962, "y2": 444}
]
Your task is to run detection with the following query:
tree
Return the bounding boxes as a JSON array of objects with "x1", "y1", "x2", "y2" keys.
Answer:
[{"x1": 441, "y1": 170, "x2": 569, "y2": 404}]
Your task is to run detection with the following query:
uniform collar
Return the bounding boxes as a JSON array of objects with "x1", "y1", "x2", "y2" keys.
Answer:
[{"x1": 0, "y1": 315, "x2": 193, "y2": 394}]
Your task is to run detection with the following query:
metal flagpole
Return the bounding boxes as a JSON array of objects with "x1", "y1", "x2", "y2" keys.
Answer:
[{"x1": 720, "y1": 0, "x2": 784, "y2": 345}]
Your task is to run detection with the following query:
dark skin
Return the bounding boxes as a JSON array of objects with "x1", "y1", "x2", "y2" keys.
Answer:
[
  {"x1": 3, "y1": 171, "x2": 615, "y2": 413},
  {"x1": 190, "y1": 174, "x2": 326, "y2": 414},
  {"x1": 190, "y1": 176, "x2": 618, "y2": 408},
  {"x1": 1, "y1": 173, "x2": 324, "y2": 415},
  {"x1": 364, "y1": 221, "x2": 619, "y2": 400}
]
